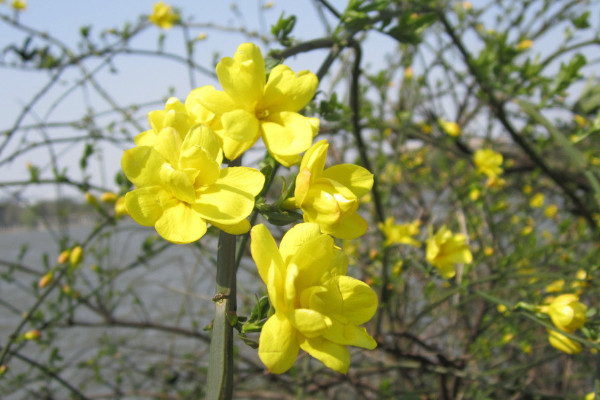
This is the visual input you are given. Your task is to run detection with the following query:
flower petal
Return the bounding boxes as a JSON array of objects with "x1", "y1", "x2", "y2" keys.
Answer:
[
  {"x1": 262, "y1": 65, "x2": 318, "y2": 113},
  {"x1": 193, "y1": 184, "x2": 255, "y2": 223},
  {"x1": 322, "y1": 320, "x2": 377, "y2": 349},
  {"x1": 291, "y1": 309, "x2": 331, "y2": 338},
  {"x1": 121, "y1": 146, "x2": 165, "y2": 187},
  {"x1": 211, "y1": 219, "x2": 250, "y2": 235},
  {"x1": 323, "y1": 212, "x2": 368, "y2": 240},
  {"x1": 259, "y1": 314, "x2": 299, "y2": 374},
  {"x1": 155, "y1": 201, "x2": 207, "y2": 243},
  {"x1": 300, "y1": 139, "x2": 328, "y2": 177},
  {"x1": 288, "y1": 235, "x2": 334, "y2": 290},
  {"x1": 217, "y1": 167, "x2": 265, "y2": 197},
  {"x1": 153, "y1": 127, "x2": 183, "y2": 167},
  {"x1": 124, "y1": 187, "x2": 165, "y2": 226},
  {"x1": 159, "y1": 164, "x2": 196, "y2": 204},
  {"x1": 322, "y1": 164, "x2": 374, "y2": 198},
  {"x1": 299, "y1": 336, "x2": 350, "y2": 374},
  {"x1": 279, "y1": 222, "x2": 322, "y2": 265},
  {"x1": 332, "y1": 276, "x2": 378, "y2": 325},
  {"x1": 250, "y1": 224, "x2": 285, "y2": 288},
  {"x1": 261, "y1": 112, "x2": 313, "y2": 161},
  {"x1": 217, "y1": 43, "x2": 265, "y2": 107}
]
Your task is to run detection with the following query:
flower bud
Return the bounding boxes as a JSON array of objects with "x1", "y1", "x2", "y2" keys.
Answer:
[
  {"x1": 547, "y1": 329, "x2": 582, "y2": 354},
  {"x1": 57, "y1": 249, "x2": 70, "y2": 264},
  {"x1": 38, "y1": 271, "x2": 53, "y2": 289},
  {"x1": 69, "y1": 246, "x2": 83, "y2": 268},
  {"x1": 0, "y1": 364, "x2": 7, "y2": 377},
  {"x1": 114, "y1": 196, "x2": 128, "y2": 218},
  {"x1": 23, "y1": 329, "x2": 41, "y2": 341},
  {"x1": 100, "y1": 192, "x2": 118, "y2": 203},
  {"x1": 85, "y1": 192, "x2": 98, "y2": 207}
]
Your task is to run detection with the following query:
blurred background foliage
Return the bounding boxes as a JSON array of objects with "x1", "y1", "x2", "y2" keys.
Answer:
[{"x1": 1, "y1": 0, "x2": 600, "y2": 398}]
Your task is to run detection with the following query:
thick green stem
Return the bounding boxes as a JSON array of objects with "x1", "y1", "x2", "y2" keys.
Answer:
[{"x1": 206, "y1": 229, "x2": 237, "y2": 400}]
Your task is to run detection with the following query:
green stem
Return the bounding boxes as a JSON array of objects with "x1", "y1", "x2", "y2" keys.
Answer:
[{"x1": 207, "y1": 159, "x2": 240, "y2": 400}]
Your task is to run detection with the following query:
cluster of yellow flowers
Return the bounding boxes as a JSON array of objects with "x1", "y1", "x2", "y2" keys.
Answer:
[{"x1": 121, "y1": 41, "x2": 378, "y2": 374}]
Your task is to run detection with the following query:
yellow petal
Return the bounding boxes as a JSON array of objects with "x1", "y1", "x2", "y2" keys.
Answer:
[
  {"x1": 211, "y1": 219, "x2": 250, "y2": 235},
  {"x1": 330, "y1": 276, "x2": 378, "y2": 325},
  {"x1": 322, "y1": 164, "x2": 374, "y2": 198},
  {"x1": 322, "y1": 321, "x2": 377, "y2": 349},
  {"x1": 288, "y1": 235, "x2": 334, "y2": 290},
  {"x1": 323, "y1": 212, "x2": 368, "y2": 240},
  {"x1": 291, "y1": 309, "x2": 331, "y2": 338},
  {"x1": 220, "y1": 109, "x2": 260, "y2": 142},
  {"x1": 124, "y1": 187, "x2": 165, "y2": 226},
  {"x1": 261, "y1": 112, "x2": 314, "y2": 161},
  {"x1": 159, "y1": 164, "x2": 196, "y2": 204},
  {"x1": 262, "y1": 65, "x2": 318, "y2": 113},
  {"x1": 193, "y1": 183, "x2": 255, "y2": 223},
  {"x1": 180, "y1": 124, "x2": 221, "y2": 164},
  {"x1": 216, "y1": 167, "x2": 265, "y2": 197},
  {"x1": 251, "y1": 224, "x2": 283, "y2": 285},
  {"x1": 153, "y1": 127, "x2": 183, "y2": 166},
  {"x1": 258, "y1": 313, "x2": 299, "y2": 374},
  {"x1": 134, "y1": 129, "x2": 157, "y2": 147},
  {"x1": 279, "y1": 222, "x2": 322, "y2": 265},
  {"x1": 155, "y1": 201, "x2": 207, "y2": 243},
  {"x1": 300, "y1": 140, "x2": 328, "y2": 177},
  {"x1": 299, "y1": 336, "x2": 350, "y2": 374},
  {"x1": 217, "y1": 43, "x2": 265, "y2": 107},
  {"x1": 121, "y1": 146, "x2": 165, "y2": 187}
]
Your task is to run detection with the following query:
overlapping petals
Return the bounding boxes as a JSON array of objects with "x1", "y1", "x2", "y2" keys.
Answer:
[
  {"x1": 378, "y1": 217, "x2": 421, "y2": 247},
  {"x1": 425, "y1": 226, "x2": 473, "y2": 279},
  {"x1": 473, "y1": 148, "x2": 503, "y2": 179},
  {"x1": 251, "y1": 223, "x2": 378, "y2": 374},
  {"x1": 185, "y1": 42, "x2": 319, "y2": 166},
  {"x1": 288, "y1": 140, "x2": 373, "y2": 239},
  {"x1": 122, "y1": 125, "x2": 264, "y2": 243}
]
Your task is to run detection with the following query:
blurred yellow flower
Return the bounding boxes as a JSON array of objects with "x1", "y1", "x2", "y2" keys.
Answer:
[
  {"x1": 70, "y1": 246, "x2": 84, "y2": 268},
  {"x1": 23, "y1": 329, "x2": 41, "y2": 341},
  {"x1": 574, "y1": 114, "x2": 588, "y2": 128},
  {"x1": 290, "y1": 140, "x2": 373, "y2": 239},
  {"x1": 545, "y1": 279, "x2": 565, "y2": 293},
  {"x1": 426, "y1": 226, "x2": 473, "y2": 279},
  {"x1": 469, "y1": 188, "x2": 480, "y2": 201},
  {"x1": 540, "y1": 294, "x2": 587, "y2": 333},
  {"x1": 186, "y1": 43, "x2": 319, "y2": 166},
  {"x1": 38, "y1": 271, "x2": 53, "y2": 289},
  {"x1": 149, "y1": 2, "x2": 179, "y2": 29},
  {"x1": 439, "y1": 120, "x2": 461, "y2": 137},
  {"x1": 250, "y1": 223, "x2": 378, "y2": 374},
  {"x1": 11, "y1": 0, "x2": 26, "y2": 10},
  {"x1": 378, "y1": 217, "x2": 420, "y2": 247},
  {"x1": 544, "y1": 204, "x2": 558, "y2": 218},
  {"x1": 404, "y1": 67, "x2": 413, "y2": 79},
  {"x1": 100, "y1": 192, "x2": 118, "y2": 203},
  {"x1": 122, "y1": 125, "x2": 264, "y2": 243},
  {"x1": 530, "y1": 193, "x2": 545, "y2": 208},
  {"x1": 473, "y1": 149, "x2": 503, "y2": 179},
  {"x1": 523, "y1": 184, "x2": 532, "y2": 194},
  {"x1": 547, "y1": 329, "x2": 582, "y2": 354},
  {"x1": 135, "y1": 97, "x2": 193, "y2": 147},
  {"x1": 516, "y1": 39, "x2": 533, "y2": 51}
]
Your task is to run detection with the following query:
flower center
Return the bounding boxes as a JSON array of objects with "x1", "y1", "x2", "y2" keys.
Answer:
[{"x1": 255, "y1": 106, "x2": 270, "y2": 120}]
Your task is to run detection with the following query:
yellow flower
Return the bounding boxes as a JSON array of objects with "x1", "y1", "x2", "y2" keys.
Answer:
[
  {"x1": 585, "y1": 392, "x2": 595, "y2": 400},
  {"x1": 530, "y1": 193, "x2": 545, "y2": 208},
  {"x1": 440, "y1": 120, "x2": 461, "y2": 137},
  {"x1": 574, "y1": 114, "x2": 588, "y2": 128},
  {"x1": 11, "y1": 0, "x2": 26, "y2": 10},
  {"x1": 425, "y1": 226, "x2": 473, "y2": 279},
  {"x1": 290, "y1": 140, "x2": 373, "y2": 239},
  {"x1": 540, "y1": 294, "x2": 587, "y2": 333},
  {"x1": 23, "y1": 329, "x2": 41, "y2": 341},
  {"x1": 547, "y1": 329, "x2": 582, "y2": 354},
  {"x1": 517, "y1": 39, "x2": 533, "y2": 51},
  {"x1": 473, "y1": 149, "x2": 503, "y2": 179},
  {"x1": 250, "y1": 223, "x2": 378, "y2": 374},
  {"x1": 57, "y1": 249, "x2": 70, "y2": 264},
  {"x1": 469, "y1": 188, "x2": 480, "y2": 201},
  {"x1": 148, "y1": 2, "x2": 178, "y2": 29},
  {"x1": 378, "y1": 217, "x2": 420, "y2": 247},
  {"x1": 38, "y1": 271, "x2": 53, "y2": 289},
  {"x1": 135, "y1": 97, "x2": 193, "y2": 147},
  {"x1": 122, "y1": 125, "x2": 265, "y2": 243},
  {"x1": 544, "y1": 204, "x2": 558, "y2": 218},
  {"x1": 186, "y1": 43, "x2": 319, "y2": 166},
  {"x1": 545, "y1": 279, "x2": 565, "y2": 293},
  {"x1": 404, "y1": 67, "x2": 413, "y2": 79}
]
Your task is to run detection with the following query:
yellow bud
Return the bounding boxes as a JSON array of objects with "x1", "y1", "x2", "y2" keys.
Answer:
[
  {"x1": 574, "y1": 114, "x2": 587, "y2": 128},
  {"x1": 263, "y1": 1, "x2": 274, "y2": 9},
  {"x1": 100, "y1": 192, "x2": 118, "y2": 203},
  {"x1": 547, "y1": 329, "x2": 582, "y2": 354},
  {"x1": 11, "y1": 0, "x2": 26, "y2": 10},
  {"x1": 70, "y1": 246, "x2": 83, "y2": 268},
  {"x1": 497, "y1": 304, "x2": 508, "y2": 314},
  {"x1": 529, "y1": 193, "x2": 545, "y2": 208},
  {"x1": 368, "y1": 249, "x2": 379, "y2": 259},
  {"x1": 545, "y1": 279, "x2": 565, "y2": 293},
  {"x1": 543, "y1": 294, "x2": 587, "y2": 332},
  {"x1": 196, "y1": 33, "x2": 208, "y2": 40},
  {"x1": 462, "y1": 1, "x2": 472, "y2": 10},
  {"x1": 23, "y1": 329, "x2": 41, "y2": 341},
  {"x1": 522, "y1": 184, "x2": 532, "y2": 194},
  {"x1": 404, "y1": 67, "x2": 413, "y2": 79},
  {"x1": 585, "y1": 392, "x2": 595, "y2": 400},
  {"x1": 440, "y1": 120, "x2": 461, "y2": 137},
  {"x1": 544, "y1": 204, "x2": 558, "y2": 218},
  {"x1": 38, "y1": 271, "x2": 53, "y2": 289},
  {"x1": 516, "y1": 39, "x2": 533, "y2": 51},
  {"x1": 57, "y1": 249, "x2": 71, "y2": 264},
  {"x1": 0, "y1": 364, "x2": 7, "y2": 377},
  {"x1": 114, "y1": 196, "x2": 128, "y2": 218},
  {"x1": 501, "y1": 333, "x2": 514, "y2": 343},
  {"x1": 62, "y1": 284, "x2": 73, "y2": 296},
  {"x1": 85, "y1": 192, "x2": 98, "y2": 207},
  {"x1": 483, "y1": 246, "x2": 494, "y2": 256},
  {"x1": 469, "y1": 188, "x2": 480, "y2": 201}
]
